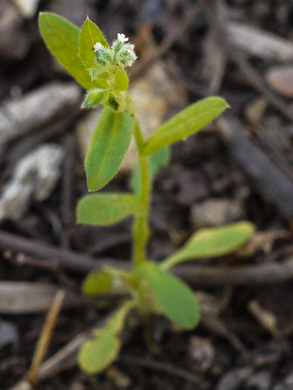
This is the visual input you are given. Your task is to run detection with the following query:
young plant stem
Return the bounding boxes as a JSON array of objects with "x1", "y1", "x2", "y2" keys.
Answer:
[{"x1": 132, "y1": 120, "x2": 151, "y2": 267}]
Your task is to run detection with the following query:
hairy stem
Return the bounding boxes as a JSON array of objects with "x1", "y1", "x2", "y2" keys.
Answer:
[{"x1": 132, "y1": 121, "x2": 151, "y2": 266}]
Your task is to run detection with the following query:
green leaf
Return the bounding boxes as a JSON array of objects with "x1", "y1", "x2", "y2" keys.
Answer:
[
  {"x1": 104, "y1": 91, "x2": 127, "y2": 112},
  {"x1": 161, "y1": 222, "x2": 256, "y2": 270},
  {"x1": 79, "y1": 17, "x2": 109, "y2": 71},
  {"x1": 143, "y1": 97, "x2": 229, "y2": 155},
  {"x1": 106, "y1": 301, "x2": 135, "y2": 334},
  {"x1": 85, "y1": 107, "x2": 135, "y2": 191},
  {"x1": 131, "y1": 146, "x2": 170, "y2": 195},
  {"x1": 139, "y1": 262, "x2": 200, "y2": 329},
  {"x1": 82, "y1": 88, "x2": 109, "y2": 108},
  {"x1": 77, "y1": 193, "x2": 140, "y2": 226},
  {"x1": 78, "y1": 18, "x2": 129, "y2": 90},
  {"x1": 78, "y1": 330, "x2": 120, "y2": 374},
  {"x1": 39, "y1": 12, "x2": 95, "y2": 90},
  {"x1": 78, "y1": 301, "x2": 135, "y2": 374},
  {"x1": 114, "y1": 69, "x2": 129, "y2": 91},
  {"x1": 82, "y1": 269, "x2": 130, "y2": 296},
  {"x1": 82, "y1": 270, "x2": 113, "y2": 295}
]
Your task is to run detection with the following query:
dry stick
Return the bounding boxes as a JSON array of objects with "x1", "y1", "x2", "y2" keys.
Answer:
[
  {"x1": 0, "y1": 229, "x2": 125, "y2": 273},
  {"x1": 26, "y1": 290, "x2": 65, "y2": 385},
  {"x1": 119, "y1": 356, "x2": 203, "y2": 386},
  {"x1": 2, "y1": 229, "x2": 293, "y2": 286},
  {"x1": 9, "y1": 324, "x2": 94, "y2": 390},
  {"x1": 10, "y1": 291, "x2": 65, "y2": 390},
  {"x1": 131, "y1": 0, "x2": 206, "y2": 79},
  {"x1": 37, "y1": 332, "x2": 88, "y2": 381}
]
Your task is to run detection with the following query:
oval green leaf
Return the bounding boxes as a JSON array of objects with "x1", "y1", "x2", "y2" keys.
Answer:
[
  {"x1": 139, "y1": 262, "x2": 200, "y2": 329},
  {"x1": 162, "y1": 222, "x2": 256, "y2": 270},
  {"x1": 39, "y1": 12, "x2": 95, "y2": 90},
  {"x1": 79, "y1": 17, "x2": 109, "y2": 71},
  {"x1": 82, "y1": 270, "x2": 113, "y2": 295},
  {"x1": 143, "y1": 97, "x2": 229, "y2": 155},
  {"x1": 78, "y1": 330, "x2": 121, "y2": 374},
  {"x1": 85, "y1": 107, "x2": 135, "y2": 191},
  {"x1": 78, "y1": 300, "x2": 135, "y2": 374},
  {"x1": 114, "y1": 69, "x2": 129, "y2": 91},
  {"x1": 77, "y1": 193, "x2": 140, "y2": 225}
]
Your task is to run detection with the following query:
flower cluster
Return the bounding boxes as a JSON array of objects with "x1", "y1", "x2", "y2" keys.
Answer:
[{"x1": 94, "y1": 33, "x2": 137, "y2": 69}]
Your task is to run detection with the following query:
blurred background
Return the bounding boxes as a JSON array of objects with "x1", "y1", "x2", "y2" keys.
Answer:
[{"x1": 1, "y1": 0, "x2": 293, "y2": 389}]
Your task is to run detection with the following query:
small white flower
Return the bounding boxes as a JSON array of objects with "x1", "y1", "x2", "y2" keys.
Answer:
[
  {"x1": 93, "y1": 33, "x2": 137, "y2": 71},
  {"x1": 93, "y1": 42, "x2": 104, "y2": 52},
  {"x1": 117, "y1": 33, "x2": 129, "y2": 42}
]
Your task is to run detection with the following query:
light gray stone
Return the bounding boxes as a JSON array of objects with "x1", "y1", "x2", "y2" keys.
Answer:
[
  {"x1": 0, "y1": 83, "x2": 81, "y2": 153},
  {"x1": 0, "y1": 144, "x2": 64, "y2": 221}
]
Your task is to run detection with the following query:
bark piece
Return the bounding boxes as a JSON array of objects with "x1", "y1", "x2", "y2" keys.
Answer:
[{"x1": 218, "y1": 115, "x2": 293, "y2": 220}]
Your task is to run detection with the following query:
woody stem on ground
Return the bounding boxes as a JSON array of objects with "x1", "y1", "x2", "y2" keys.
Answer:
[{"x1": 132, "y1": 120, "x2": 151, "y2": 267}]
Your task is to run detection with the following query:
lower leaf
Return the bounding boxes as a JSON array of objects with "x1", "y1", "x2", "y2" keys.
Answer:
[
  {"x1": 78, "y1": 330, "x2": 121, "y2": 374},
  {"x1": 138, "y1": 262, "x2": 200, "y2": 329}
]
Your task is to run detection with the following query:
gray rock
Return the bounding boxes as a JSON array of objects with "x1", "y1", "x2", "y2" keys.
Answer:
[
  {"x1": 0, "y1": 320, "x2": 18, "y2": 349},
  {"x1": 0, "y1": 83, "x2": 81, "y2": 153},
  {"x1": 189, "y1": 336, "x2": 215, "y2": 372},
  {"x1": 246, "y1": 370, "x2": 272, "y2": 390},
  {"x1": 0, "y1": 144, "x2": 64, "y2": 221},
  {"x1": 217, "y1": 367, "x2": 253, "y2": 390},
  {"x1": 191, "y1": 198, "x2": 245, "y2": 228}
]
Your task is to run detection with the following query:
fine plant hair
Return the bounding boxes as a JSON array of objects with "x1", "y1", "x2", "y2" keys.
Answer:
[{"x1": 39, "y1": 13, "x2": 255, "y2": 374}]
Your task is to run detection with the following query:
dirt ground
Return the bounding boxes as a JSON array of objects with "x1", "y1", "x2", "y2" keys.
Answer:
[{"x1": 1, "y1": 0, "x2": 293, "y2": 389}]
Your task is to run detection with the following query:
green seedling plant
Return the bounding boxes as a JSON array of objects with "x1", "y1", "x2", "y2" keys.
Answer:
[{"x1": 39, "y1": 13, "x2": 255, "y2": 374}]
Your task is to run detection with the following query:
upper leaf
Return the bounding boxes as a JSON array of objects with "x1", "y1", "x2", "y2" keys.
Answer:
[
  {"x1": 39, "y1": 12, "x2": 95, "y2": 90},
  {"x1": 131, "y1": 146, "x2": 170, "y2": 195},
  {"x1": 79, "y1": 17, "x2": 109, "y2": 71},
  {"x1": 85, "y1": 106, "x2": 135, "y2": 191},
  {"x1": 114, "y1": 69, "x2": 129, "y2": 91},
  {"x1": 77, "y1": 193, "x2": 140, "y2": 225},
  {"x1": 79, "y1": 18, "x2": 129, "y2": 91},
  {"x1": 138, "y1": 262, "x2": 200, "y2": 329},
  {"x1": 161, "y1": 221, "x2": 256, "y2": 270},
  {"x1": 143, "y1": 97, "x2": 229, "y2": 155}
]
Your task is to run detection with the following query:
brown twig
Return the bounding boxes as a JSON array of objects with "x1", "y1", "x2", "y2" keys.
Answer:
[
  {"x1": 26, "y1": 291, "x2": 65, "y2": 385},
  {"x1": 10, "y1": 291, "x2": 65, "y2": 390},
  {"x1": 0, "y1": 229, "x2": 125, "y2": 273},
  {"x1": 2, "y1": 229, "x2": 293, "y2": 286},
  {"x1": 119, "y1": 356, "x2": 204, "y2": 386}
]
